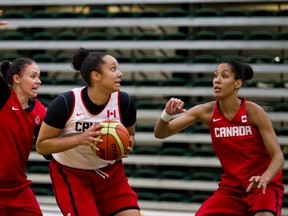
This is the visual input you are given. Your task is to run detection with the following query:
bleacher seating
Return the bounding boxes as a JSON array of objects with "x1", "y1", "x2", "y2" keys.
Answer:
[{"x1": 1, "y1": 0, "x2": 288, "y2": 215}]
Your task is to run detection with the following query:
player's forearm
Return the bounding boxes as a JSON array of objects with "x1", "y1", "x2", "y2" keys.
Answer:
[
  {"x1": 261, "y1": 151, "x2": 284, "y2": 183},
  {"x1": 36, "y1": 135, "x2": 81, "y2": 155},
  {"x1": 154, "y1": 118, "x2": 171, "y2": 139}
]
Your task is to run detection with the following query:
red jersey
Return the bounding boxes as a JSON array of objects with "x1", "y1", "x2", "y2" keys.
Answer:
[
  {"x1": 0, "y1": 87, "x2": 46, "y2": 191},
  {"x1": 210, "y1": 98, "x2": 283, "y2": 190}
]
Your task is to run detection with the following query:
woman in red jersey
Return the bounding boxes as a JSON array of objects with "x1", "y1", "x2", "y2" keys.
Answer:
[
  {"x1": 0, "y1": 57, "x2": 46, "y2": 215},
  {"x1": 154, "y1": 60, "x2": 284, "y2": 216},
  {"x1": 36, "y1": 47, "x2": 140, "y2": 216}
]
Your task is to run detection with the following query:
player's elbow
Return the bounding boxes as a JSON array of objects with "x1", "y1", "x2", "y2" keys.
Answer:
[
  {"x1": 154, "y1": 129, "x2": 167, "y2": 139},
  {"x1": 35, "y1": 140, "x2": 46, "y2": 155},
  {"x1": 279, "y1": 153, "x2": 285, "y2": 168}
]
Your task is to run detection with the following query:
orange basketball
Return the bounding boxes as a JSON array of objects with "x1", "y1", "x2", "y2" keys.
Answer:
[{"x1": 94, "y1": 120, "x2": 130, "y2": 160}]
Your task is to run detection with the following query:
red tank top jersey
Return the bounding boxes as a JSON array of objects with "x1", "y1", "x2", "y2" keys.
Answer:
[
  {"x1": 0, "y1": 88, "x2": 46, "y2": 191},
  {"x1": 210, "y1": 98, "x2": 283, "y2": 190}
]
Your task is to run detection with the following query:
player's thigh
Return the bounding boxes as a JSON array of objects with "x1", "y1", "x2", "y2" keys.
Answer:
[
  {"x1": 50, "y1": 160, "x2": 99, "y2": 216},
  {"x1": 0, "y1": 206, "x2": 8, "y2": 216},
  {"x1": 0, "y1": 196, "x2": 8, "y2": 216},
  {"x1": 9, "y1": 186, "x2": 42, "y2": 216},
  {"x1": 196, "y1": 189, "x2": 248, "y2": 216},
  {"x1": 96, "y1": 162, "x2": 140, "y2": 216},
  {"x1": 247, "y1": 186, "x2": 283, "y2": 216}
]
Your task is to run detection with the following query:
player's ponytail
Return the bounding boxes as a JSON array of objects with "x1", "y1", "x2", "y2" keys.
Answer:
[
  {"x1": 0, "y1": 60, "x2": 11, "y2": 80},
  {"x1": 72, "y1": 47, "x2": 89, "y2": 71},
  {"x1": 242, "y1": 63, "x2": 254, "y2": 81},
  {"x1": 220, "y1": 59, "x2": 254, "y2": 84}
]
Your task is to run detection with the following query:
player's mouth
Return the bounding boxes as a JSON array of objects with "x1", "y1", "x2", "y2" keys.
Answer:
[
  {"x1": 214, "y1": 86, "x2": 221, "y2": 93},
  {"x1": 32, "y1": 86, "x2": 39, "y2": 92}
]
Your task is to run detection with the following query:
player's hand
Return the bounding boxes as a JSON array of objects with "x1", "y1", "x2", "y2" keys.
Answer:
[
  {"x1": 246, "y1": 175, "x2": 268, "y2": 194},
  {"x1": 0, "y1": 10, "x2": 8, "y2": 26},
  {"x1": 122, "y1": 135, "x2": 134, "y2": 158},
  {"x1": 165, "y1": 97, "x2": 186, "y2": 116},
  {"x1": 77, "y1": 123, "x2": 104, "y2": 149}
]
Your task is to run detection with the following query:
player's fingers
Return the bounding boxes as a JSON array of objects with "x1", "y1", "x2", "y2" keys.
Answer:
[
  {"x1": 87, "y1": 123, "x2": 104, "y2": 136},
  {"x1": 127, "y1": 146, "x2": 133, "y2": 153},
  {"x1": 92, "y1": 122, "x2": 103, "y2": 130},
  {"x1": 129, "y1": 137, "x2": 134, "y2": 147},
  {"x1": 249, "y1": 176, "x2": 259, "y2": 182},
  {"x1": 263, "y1": 186, "x2": 266, "y2": 194},
  {"x1": 246, "y1": 182, "x2": 253, "y2": 192},
  {"x1": 93, "y1": 137, "x2": 103, "y2": 143},
  {"x1": 90, "y1": 144, "x2": 99, "y2": 152},
  {"x1": 257, "y1": 178, "x2": 267, "y2": 194}
]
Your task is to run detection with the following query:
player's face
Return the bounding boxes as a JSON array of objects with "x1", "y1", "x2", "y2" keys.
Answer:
[
  {"x1": 16, "y1": 64, "x2": 41, "y2": 98},
  {"x1": 213, "y1": 63, "x2": 241, "y2": 99},
  {"x1": 99, "y1": 55, "x2": 123, "y2": 92}
]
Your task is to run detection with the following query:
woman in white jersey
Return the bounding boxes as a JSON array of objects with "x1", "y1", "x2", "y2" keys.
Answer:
[{"x1": 36, "y1": 47, "x2": 140, "y2": 216}]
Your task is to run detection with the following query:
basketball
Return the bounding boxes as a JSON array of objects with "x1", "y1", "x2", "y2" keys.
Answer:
[{"x1": 94, "y1": 120, "x2": 130, "y2": 160}]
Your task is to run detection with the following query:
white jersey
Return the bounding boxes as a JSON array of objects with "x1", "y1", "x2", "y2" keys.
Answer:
[{"x1": 53, "y1": 87, "x2": 121, "y2": 169}]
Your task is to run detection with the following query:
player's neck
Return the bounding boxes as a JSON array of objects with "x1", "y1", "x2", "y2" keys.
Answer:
[
  {"x1": 218, "y1": 97, "x2": 242, "y2": 119},
  {"x1": 87, "y1": 87, "x2": 110, "y2": 106}
]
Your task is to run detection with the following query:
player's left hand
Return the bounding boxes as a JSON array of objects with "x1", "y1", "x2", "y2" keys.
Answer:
[
  {"x1": 246, "y1": 175, "x2": 268, "y2": 194},
  {"x1": 122, "y1": 135, "x2": 134, "y2": 158}
]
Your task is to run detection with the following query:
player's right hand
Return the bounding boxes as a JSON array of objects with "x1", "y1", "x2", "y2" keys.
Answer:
[
  {"x1": 77, "y1": 123, "x2": 104, "y2": 148},
  {"x1": 165, "y1": 97, "x2": 186, "y2": 115}
]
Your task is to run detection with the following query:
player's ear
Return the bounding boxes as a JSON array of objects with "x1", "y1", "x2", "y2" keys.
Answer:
[
  {"x1": 91, "y1": 71, "x2": 101, "y2": 81},
  {"x1": 235, "y1": 79, "x2": 242, "y2": 89},
  {"x1": 12, "y1": 74, "x2": 21, "y2": 84}
]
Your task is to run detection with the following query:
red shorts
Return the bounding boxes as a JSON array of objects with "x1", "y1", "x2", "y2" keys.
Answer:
[
  {"x1": 195, "y1": 184, "x2": 283, "y2": 216},
  {"x1": 0, "y1": 185, "x2": 42, "y2": 216},
  {"x1": 50, "y1": 159, "x2": 139, "y2": 216}
]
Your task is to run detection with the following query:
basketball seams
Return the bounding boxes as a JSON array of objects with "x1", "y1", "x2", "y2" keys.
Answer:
[{"x1": 94, "y1": 120, "x2": 130, "y2": 160}]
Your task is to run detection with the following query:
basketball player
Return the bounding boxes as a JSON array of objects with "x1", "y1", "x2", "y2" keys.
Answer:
[
  {"x1": 154, "y1": 60, "x2": 284, "y2": 216},
  {"x1": 0, "y1": 58, "x2": 46, "y2": 215},
  {"x1": 36, "y1": 48, "x2": 141, "y2": 216}
]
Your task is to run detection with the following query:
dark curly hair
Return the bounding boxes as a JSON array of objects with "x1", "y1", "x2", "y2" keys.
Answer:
[{"x1": 72, "y1": 47, "x2": 108, "y2": 86}]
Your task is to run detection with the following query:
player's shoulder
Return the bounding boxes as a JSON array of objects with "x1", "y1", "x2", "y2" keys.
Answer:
[
  {"x1": 245, "y1": 100, "x2": 265, "y2": 112},
  {"x1": 34, "y1": 98, "x2": 47, "y2": 111},
  {"x1": 187, "y1": 101, "x2": 214, "y2": 120},
  {"x1": 194, "y1": 101, "x2": 215, "y2": 111},
  {"x1": 46, "y1": 91, "x2": 74, "y2": 113},
  {"x1": 245, "y1": 100, "x2": 268, "y2": 122},
  {"x1": 54, "y1": 91, "x2": 74, "y2": 104},
  {"x1": 119, "y1": 91, "x2": 134, "y2": 102},
  {"x1": 119, "y1": 91, "x2": 129, "y2": 98}
]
